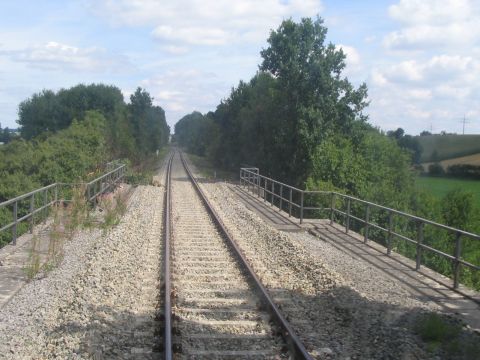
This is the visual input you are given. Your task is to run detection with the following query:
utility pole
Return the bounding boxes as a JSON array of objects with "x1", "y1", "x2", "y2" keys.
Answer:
[{"x1": 460, "y1": 114, "x2": 469, "y2": 135}]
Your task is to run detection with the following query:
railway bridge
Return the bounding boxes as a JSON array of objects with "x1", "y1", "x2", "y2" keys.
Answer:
[{"x1": 0, "y1": 150, "x2": 479, "y2": 359}]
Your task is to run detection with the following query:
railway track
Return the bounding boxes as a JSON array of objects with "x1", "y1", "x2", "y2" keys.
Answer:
[{"x1": 163, "y1": 151, "x2": 312, "y2": 359}]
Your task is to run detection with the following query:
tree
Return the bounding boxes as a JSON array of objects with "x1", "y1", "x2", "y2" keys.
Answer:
[
  {"x1": 128, "y1": 87, "x2": 152, "y2": 155},
  {"x1": 128, "y1": 87, "x2": 169, "y2": 156},
  {"x1": 442, "y1": 190, "x2": 475, "y2": 230},
  {"x1": 387, "y1": 128, "x2": 405, "y2": 139},
  {"x1": 17, "y1": 84, "x2": 125, "y2": 140},
  {"x1": 2, "y1": 127, "x2": 12, "y2": 143},
  {"x1": 259, "y1": 17, "x2": 369, "y2": 185},
  {"x1": 175, "y1": 111, "x2": 215, "y2": 156},
  {"x1": 18, "y1": 90, "x2": 60, "y2": 139},
  {"x1": 387, "y1": 128, "x2": 422, "y2": 164},
  {"x1": 15, "y1": 84, "x2": 169, "y2": 161}
]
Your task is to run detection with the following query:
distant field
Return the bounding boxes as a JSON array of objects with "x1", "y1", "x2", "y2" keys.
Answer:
[
  {"x1": 421, "y1": 152, "x2": 480, "y2": 171},
  {"x1": 416, "y1": 134, "x2": 480, "y2": 162},
  {"x1": 416, "y1": 177, "x2": 480, "y2": 208}
]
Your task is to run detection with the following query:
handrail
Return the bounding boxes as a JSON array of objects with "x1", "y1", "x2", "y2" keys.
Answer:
[
  {"x1": 0, "y1": 184, "x2": 57, "y2": 207},
  {"x1": 331, "y1": 192, "x2": 480, "y2": 240},
  {"x1": 240, "y1": 167, "x2": 480, "y2": 290},
  {"x1": 0, "y1": 163, "x2": 126, "y2": 247}
]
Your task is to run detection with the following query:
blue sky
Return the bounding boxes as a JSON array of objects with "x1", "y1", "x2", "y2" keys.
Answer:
[{"x1": 0, "y1": 0, "x2": 479, "y2": 135}]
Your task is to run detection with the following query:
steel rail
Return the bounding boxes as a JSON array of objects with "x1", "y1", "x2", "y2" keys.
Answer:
[
  {"x1": 179, "y1": 152, "x2": 313, "y2": 360},
  {"x1": 163, "y1": 151, "x2": 174, "y2": 360}
]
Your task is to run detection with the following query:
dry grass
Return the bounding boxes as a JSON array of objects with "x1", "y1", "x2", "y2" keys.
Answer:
[
  {"x1": 22, "y1": 184, "x2": 129, "y2": 279},
  {"x1": 421, "y1": 152, "x2": 480, "y2": 171},
  {"x1": 23, "y1": 235, "x2": 41, "y2": 280},
  {"x1": 97, "y1": 186, "x2": 129, "y2": 231}
]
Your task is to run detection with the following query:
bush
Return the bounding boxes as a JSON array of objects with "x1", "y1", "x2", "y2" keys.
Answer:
[
  {"x1": 428, "y1": 162, "x2": 444, "y2": 176},
  {"x1": 447, "y1": 164, "x2": 480, "y2": 179}
]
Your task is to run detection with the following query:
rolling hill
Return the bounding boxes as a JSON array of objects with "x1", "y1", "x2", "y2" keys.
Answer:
[{"x1": 416, "y1": 134, "x2": 480, "y2": 163}]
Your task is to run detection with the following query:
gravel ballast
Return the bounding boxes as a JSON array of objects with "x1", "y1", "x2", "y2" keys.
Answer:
[
  {"x1": 171, "y1": 153, "x2": 287, "y2": 358},
  {"x1": 197, "y1": 178, "x2": 471, "y2": 359},
  {"x1": 0, "y1": 184, "x2": 164, "y2": 359}
]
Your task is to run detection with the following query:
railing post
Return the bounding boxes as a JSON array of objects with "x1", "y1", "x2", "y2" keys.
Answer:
[
  {"x1": 12, "y1": 201, "x2": 18, "y2": 245},
  {"x1": 279, "y1": 185, "x2": 283, "y2": 212},
  {"x1": 364, "y1": 204, "x2": 370, "y2": 243},
  {"x1": 330, "y1": 193, "x2": 335, "y2": 225},
  {"x1": 271, "y1": 182, "x2": 274, "y2": 206},
  {"x1": 453, "y1": 232, "x2": 462, "y2": 289},
  {"x1": 346, "y1": 198, "x2": 351, "y2": 233},
  {"x1": 289, "y1": 188, "x2": 292, "y2": 217},
  {"x1": 416, "y1": 221, "x2": 424, "y2": 271},
  {"x1": 93, "y1": 182, "x2": 98, "y2": 209},
  {"x1": 387, "y1": 211, "x2": 393, "y2": 256},
  {"x1": 43, "y1": 189, "x2": 48, "y2": 224},
  {"x1": 54, "y1": 184, "x2": 58, "y2": 205},
  {"x1": 239, "y1": 169, "x2": 242, "y2": 186},
  {"x1": 300, "y1": 191, "x2": 304, "y2": 224},
  {"x1": 30, "y1": 194, "x2": 35, "y2": 233},
  {"x1": 256, "y1": 174, "x2": 260, "y2": 197},
  {"x1": 263, "y1": 179, "x2": 267, "y2": 202}
]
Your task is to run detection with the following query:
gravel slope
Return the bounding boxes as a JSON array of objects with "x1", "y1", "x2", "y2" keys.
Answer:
[
  {"x1": 198, "y1": 180, "x2": 444, "y2": 359},
  {"x1": 0, "y1": 184, "x2": 164, "y2": 359}
]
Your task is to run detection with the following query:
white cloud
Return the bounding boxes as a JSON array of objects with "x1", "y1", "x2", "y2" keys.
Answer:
[
  {"x1": 155, "y1": 90, "x2": 183, "y2": 101},
  {"x1": 388, "y1": 0, "x2": 471, "y2": 25},
  {"x1": 139, "y1": 68, "x2": 230, "y2": 125},
  {"x1": 384, "y1": 0, "x2": 480, "y2": 50},
  {"x1": 367, "y1": 53, "x2": 480, "y2": 134},
  {"x1": 371, "y1": 70, "x2": 388, "y2": 87},
  {"x1": 407, "y1": 88, "x2": 432, "y2": 100},
  {"x1": 336, "y1": 44, "x2": 362, "y2": 78},
  {"x1": 153, "y1": 26, "x2": 230, "y2": 46},
  {"x1": 89, "y1": 0, "x2": 323, "y2": 46},
  {"x1": 0, "y1": 41, "x2": 130, "y2": 72},
  {"x1": 377, "y1": 55, "x2": 479, "y2": 85},
  {"x1": 384, "y1": 23, "x2": 480, "y2": 50},
  {"x1": 163, "y1": 45, "x2": 189, "y2": 55},
  {"x1": 336, "y1": 44, "x2": 360, "y2": 67}
]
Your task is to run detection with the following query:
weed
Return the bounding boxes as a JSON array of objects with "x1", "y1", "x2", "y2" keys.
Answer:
[
  {"x1": 64, "y1": 184, "x2": 92, "y2": 236},
  {"x1": 415, "y1": 313, "x2": 461, "y2": 343},
  {"x1": 412, "y1": 312, "x2": 480, "y2": 358},
  {"x1": 46, "y1": 204, "x2": 66, "y2": 267},
  {"x1": 23, "y1": 235, "x2": 41, "y2": 280},
  {"x1": 98, "y1": 188, "x2": 128, "y2": 231}
]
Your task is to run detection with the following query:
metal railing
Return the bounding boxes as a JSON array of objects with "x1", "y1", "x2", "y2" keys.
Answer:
[
  {"x1": 240, "y1": 167, "x2": 480, "y2": 289},
  {"x1": 0, "y1": 164, "x2": 126, "y2": 246},
  {"x1": 240, "y1": 168, "x2": 329, "y2": 223}
]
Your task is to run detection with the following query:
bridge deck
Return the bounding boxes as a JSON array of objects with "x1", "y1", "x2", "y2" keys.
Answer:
[{"x1": 233, "y1": 185, "x2": 480, "y2": 332}]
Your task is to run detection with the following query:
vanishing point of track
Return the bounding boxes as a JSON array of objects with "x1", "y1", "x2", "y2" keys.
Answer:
[{"x1": 162, "y1": 150, "x2": 312, "y2": 359}]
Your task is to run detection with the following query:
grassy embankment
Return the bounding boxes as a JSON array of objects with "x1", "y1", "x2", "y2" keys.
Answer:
[
  {"x1": 186, "y1": 153, "x2": 237, "y2": 181},
  {"x1": 416, "y1": 177, "x2": 480, "y2": 210}
]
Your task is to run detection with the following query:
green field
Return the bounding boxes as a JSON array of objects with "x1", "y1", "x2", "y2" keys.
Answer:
[
  {"x1": 416, "y1": 134, "x2": 480, "y2": 162},
  {"x1": 416, "y1": 176, "x2": 480, "y2": 208}
]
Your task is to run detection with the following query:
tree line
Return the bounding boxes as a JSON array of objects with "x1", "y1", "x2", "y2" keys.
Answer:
[
  {"x1": 174, "y1": 17, "x2": 480, "y2": 289},
  {"x1": 0, "y1": 84, "x2": 170, "y2": 246},
  {"x1": 17, "y1": 84, "x2": 169, "y2": 160},
  {"x1": 0, "y1": 124, "x2": 15, "y2": 144}
]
